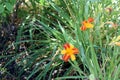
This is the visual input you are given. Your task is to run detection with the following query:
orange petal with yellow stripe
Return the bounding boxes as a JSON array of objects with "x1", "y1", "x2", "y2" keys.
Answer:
[
  {"x1": 72, "y1": 48, "x2": 79, "y2": 54},
  {"x1": 88, "y1": 17, "x2": 94, "y2": 23},
  {"x1": 62, "y1": 54, "x2": 70, "y2": 62},
  {"x1": 80, "y1": 26, "x2": 87, "y2": 31},
  {"x1": 63, "y1": 43, "x2": 70, "y2": 49}
]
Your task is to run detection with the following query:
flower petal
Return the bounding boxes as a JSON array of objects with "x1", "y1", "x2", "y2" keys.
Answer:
[
  {"x1": 80, "y1": 26, "x2": 87, "y2": 31},
  {"x1": 62, "y1": 54, "x2": 70, "y2": 62},
  {"x1": 69, "y1": 44, "x2": 74, "y2": 49},
  {"x1": 70, "y1": 54, "x2": 76, "y2": 61},
  {"x1": 72, "y1": 48, "x2": 79, "y2": 54},
  {"x1": 88, "y1": 18, "x2": 94, "y2": 23},
  {"x1": 61, "y1": 50, "x2": 66, "y2": 54},
  {"x1": 85, "y1": 23, "x2": 94, "y2": 28},
  {"x1": 64, "y1": 43, "x2": 70, "y2": 49},
  {"x1": 82, "y1": 20, "x2": 88, "y2": 25}
]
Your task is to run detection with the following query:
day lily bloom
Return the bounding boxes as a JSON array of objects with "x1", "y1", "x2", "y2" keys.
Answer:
[
  {"x1": 61, "y1": 43, "x2": 79, "y2": 62},
  {"x1": 80, "y1": 17, "x2": 94, "y2": 31},
  {"x1": 82, "y1": 20, "x2": 94, "y2": 28}
]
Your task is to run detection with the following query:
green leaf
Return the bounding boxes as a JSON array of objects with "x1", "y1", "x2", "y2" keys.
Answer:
[
  {"x1": 5, "y1": 3, "x2": 13, "y2": 12},
  {"x1": 39, "y1": 0, "x2": 45, "y2": 6},
  {"x1": 10, "y1": 0, "x2": 16, "y2": 5},
  {"x1": 0, "y1": 4, "x2": 4, "y2": 13}
]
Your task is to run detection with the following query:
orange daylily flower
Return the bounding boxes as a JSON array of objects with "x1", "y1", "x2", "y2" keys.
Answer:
[
  {"x1": 82, "y1": 20, "x2": 94, "y2": 28},
  {"x1": 80, "y1": 17, "x2": 94, "y2": 31},
  {"x1": 61, "y1": 43, "x2": 79, "y2": 62}
]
